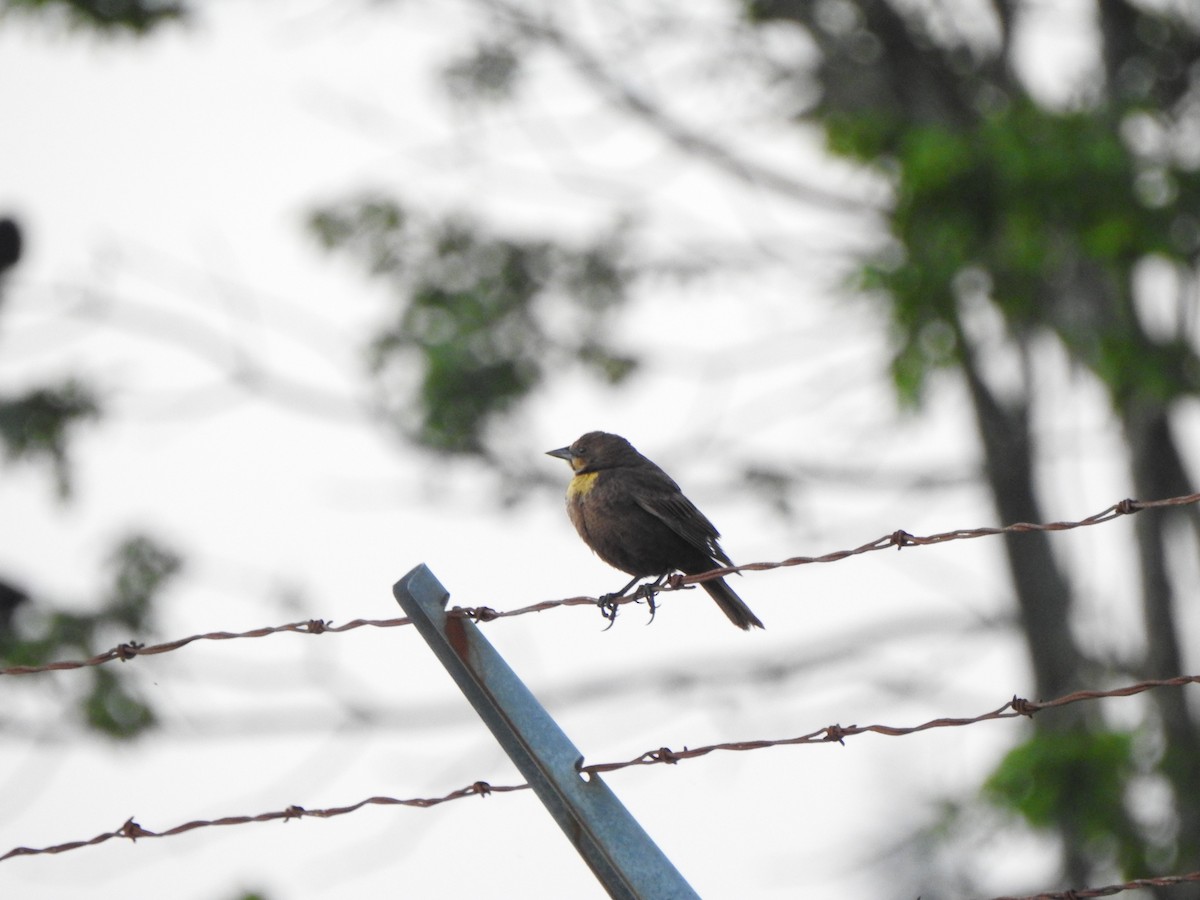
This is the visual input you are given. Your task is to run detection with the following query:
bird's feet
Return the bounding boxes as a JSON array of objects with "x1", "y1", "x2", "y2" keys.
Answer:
[
  {"x1": 595, "y1": 586, "x2": 657, "y2": 628},
  {"x1": 597, "y1": 574, "x2": 663, "y2": 628},
  {"x1": 632, "y1": 581, "x2": 660, "y2": 624},
  {"x1": 597, "y1": 574, "x2": 684, "y2": 628},
  {"x1": 596, "y1": 592, "x2": 623, "y2": 629}
]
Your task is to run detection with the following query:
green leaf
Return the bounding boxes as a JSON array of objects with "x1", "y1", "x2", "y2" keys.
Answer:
[
  {"x1": 83, "y1": 667, "x2": 155, "y2": 739},
  {"x1": 310, "y1": 196, "x2": 634, "y2": 456},
  {"x1": 105, "y1": 534, "x2": 183, "y2": 629},
  {"x1": 984, "y1": 729, "x2": 1134, "y2": 834},
  {"x1": 0, "y1": 379, "x2": 101, "y2": 499},
  {"x1": 7, "y1": 0, "x2": 188, "y2": 35}
]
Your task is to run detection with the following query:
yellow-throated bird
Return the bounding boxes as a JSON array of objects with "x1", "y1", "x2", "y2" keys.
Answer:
[{"x1": 547, "y1": 431, "x2": 764, "y2": 630}]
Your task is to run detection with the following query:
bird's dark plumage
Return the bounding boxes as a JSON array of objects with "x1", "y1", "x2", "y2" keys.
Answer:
[{"x1": 547, "y1": 431, "x2": 764, "y2": 630}]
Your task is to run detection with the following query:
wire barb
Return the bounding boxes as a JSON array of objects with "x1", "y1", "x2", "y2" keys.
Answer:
[{"x1": 114, "y1": 642, "x2": 143, "y2": 661}]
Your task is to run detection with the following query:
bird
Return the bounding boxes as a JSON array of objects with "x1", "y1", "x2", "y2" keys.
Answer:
[{"x1": 547, "y1": 431, "x2": 764, "y2": 630}]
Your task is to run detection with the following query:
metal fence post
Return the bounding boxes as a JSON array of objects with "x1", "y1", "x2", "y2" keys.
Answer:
[{"x1": 394, "y1": 564, "x2": 701, "y2": 900}]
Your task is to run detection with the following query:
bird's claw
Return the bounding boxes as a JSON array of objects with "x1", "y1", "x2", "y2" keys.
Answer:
[
  {"x1": 633, "y1": 582, "x2": 659, "y2": 625},
  {"x1": 597, "y1": 593, "x2": 622, "y2": 630},
  {"x1": 597, "y1": 575, "x2": 673, "y2": 629}
]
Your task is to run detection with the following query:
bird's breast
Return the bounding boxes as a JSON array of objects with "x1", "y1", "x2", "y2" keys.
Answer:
[{"x1": 566, "y1": 470, "x2": 600, "y2": 500}]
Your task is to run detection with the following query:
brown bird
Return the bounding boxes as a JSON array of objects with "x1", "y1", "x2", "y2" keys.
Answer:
[{"x1": 547, "y1": 431, "x2": 764, "y2": 630}]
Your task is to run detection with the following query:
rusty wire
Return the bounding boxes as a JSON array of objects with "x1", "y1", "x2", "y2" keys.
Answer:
[
  {"x1": 673, "y1": 492, "x2": 1200, "y2": 587},
  {"x1": 4, "y1": 672, "x2": 1197, "y2": 870},
  {"x1": 992, "y1": 869, "x2": 1200, "y2": 899},
  {"x1": 0, "y1": 781, "x2": 525, "y2": 863},
  {"x1": 579, "y1": 674, "x2": 1200, "y2": 772},
  {"x1": 0, "y1": 617, "x2": 410, "y2": 677},
  {"x1": 4, "y1": 494, "x2": 1199, "y2": 895},
  {"x1": 439, "y1": 492, "x2": 1200, "y2": 619},
  {"x1": 3, "y1": 490, "x2": 1198, "y2": 678}
]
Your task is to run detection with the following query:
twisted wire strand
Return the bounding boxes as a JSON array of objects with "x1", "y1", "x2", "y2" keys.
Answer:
[{"x1": 7, "y1": 491, "x2": 1194, "y2": 677}]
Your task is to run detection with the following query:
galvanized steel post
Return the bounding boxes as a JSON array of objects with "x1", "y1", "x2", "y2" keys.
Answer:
[{"x1": 393, "y1": 564, "x2": 700, "y2": 900}]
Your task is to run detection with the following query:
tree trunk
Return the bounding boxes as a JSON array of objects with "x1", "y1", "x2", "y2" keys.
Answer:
[
  {"x1": 1122, "y1": 401, "x2": 1200, "y2": 894},
  {"x1": 957, "y1": 334, "x2": 1093, "y2": 885}
]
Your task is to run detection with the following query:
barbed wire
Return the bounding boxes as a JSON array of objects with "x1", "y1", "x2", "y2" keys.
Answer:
[
  {"x1": 670, "y1": 491, "x2": 1200, "y2": 588},
  {"x1": 0, "y1": 781, "x2": 527, "y2": 863},
  {"x1": 0, "y1": 616, "x2": 411, "y2": 677},
  {"x1": 993, "y1": 869, "x2": 1200, "y2": 899},
  {"x1": 5, "y1": 673, "x2": 1197, "y2": 875},
  {"x1": 371, "y1": 492, "x2": 1200, "y2": 619},
  {"x1": 579, "y1": 674, "x2": 1200, "y2": 772},
  {"x1": 4, "y1": 490, "x2": 1198, "y2": 678}
]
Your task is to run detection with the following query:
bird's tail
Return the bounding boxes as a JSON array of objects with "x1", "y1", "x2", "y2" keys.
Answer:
[{"x1": 699, "y1": 575, "x2": 764, "y2": 630}]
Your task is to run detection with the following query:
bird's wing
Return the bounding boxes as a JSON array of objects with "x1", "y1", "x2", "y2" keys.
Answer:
[{"x1": 632, "y1": 481, "x2": 734, "y2": 567}]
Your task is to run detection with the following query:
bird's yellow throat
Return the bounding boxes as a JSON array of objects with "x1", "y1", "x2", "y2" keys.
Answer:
[{"x1": 567, "y1": 470, "x2": 599, "y2": 499}]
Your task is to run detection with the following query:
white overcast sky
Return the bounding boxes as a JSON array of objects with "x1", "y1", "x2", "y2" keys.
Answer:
[{"x1": 0, "y1": 3, "x2": 1162, "y2": 898}]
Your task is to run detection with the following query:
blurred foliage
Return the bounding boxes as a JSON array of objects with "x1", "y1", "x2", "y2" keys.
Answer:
[
  {"x1": 105, "y1": 533, "x2": 182, "y2": 628},
  {"x1": 0, "y1": 579, "x2": 28, "y2": 642},
  {"x1": 3, "y1": 0, "x2": 188, "y2": 34},
  {"x1": 310, "y1": 197, "x2": 636, "y2": 454},
  {"x1": 0, "y1": 2, "x2": 185, "y2": 743},
  {"x1": 84, "y1": 665, "x2": 155, "y2": 738},
  {"x1": 985, "y1": 729, "x2": 1148, "y2": 875},
  {"x1": 0, "y1": 378, "x2": 101, "y2": 499},
  {"x1": 0, "y1": 217, "x2": 20, "y2": 276},
  {"x1": 743, "y1": 0, "x2": 1200, "y2": 889},
  {"x1": 835, "y1": 100, "x2": 1200, "y2": 405},
  {"x1": 0, "y1": 534, "x2": 181, "y2": 739},
  {"x1": 747, "y1": 0, "x2": 1200, "y2": 411},
  {"x1": 0, "y1": 217, "x2": 97, "y2": 498},
  {"x1": 442, "y1": 39, "x2": 523, "y2": 104}
]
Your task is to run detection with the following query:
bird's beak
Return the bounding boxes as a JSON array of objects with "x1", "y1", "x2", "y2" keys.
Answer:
[{"x1": 546, "y1": 446, "x2": 575, "y2": 461}]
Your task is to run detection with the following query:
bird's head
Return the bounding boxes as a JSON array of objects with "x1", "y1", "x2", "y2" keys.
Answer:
[{"x1": 546, "y1": 431, "x2": 639, "y2": 473}]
